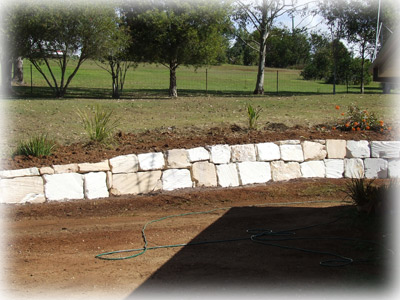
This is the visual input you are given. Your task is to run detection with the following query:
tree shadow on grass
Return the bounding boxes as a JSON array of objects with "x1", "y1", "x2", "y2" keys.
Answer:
[{"x1": 127, "y1": 205, "x2": 391, "y2": 299}]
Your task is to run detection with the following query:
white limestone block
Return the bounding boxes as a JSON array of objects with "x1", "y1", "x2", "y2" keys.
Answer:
[
  {"x1": 44, "y1": 173, "x2": 84, "y2": 201},
  {"x1": 78, "y1": 160, "x2": 110, "y2": 173},
  {"x1": 209, "y1": 145, "x2": 231, "y2": 164},
  {"x1": 84, "y1": 172, "x2": 109, "y2": 199},
  {"x1": 237, "y1": 162, "x2": 271, "y2": 185},
  {"x1": 106, "y1": 171, "x2": 113, "y2": 189},
  {"x1": 216, "y1": 164, "x2": 239, "y2": 187},
  {"x1": 187, "y1": 147, "x2": 210, "y2": 162},
  {"x1": 166, "y1": 149, "x2": 191, "y2": 168},
  {"x1": 256, "y1": 142, "x2": 280, "y2": 161},
  {"x1": 324, "y1": 159, "x2": 344, "y2": 178},
  {"x1": 0, "y1": 176, "x2": 45, "y2": 203},
  {"x1": 344, "y1": 158, "x2": 364, "y2": 178},
  {"x1": 109, "y1": 154, "x2": 139, "y2": 174},
  {"x1": 364, "y1": 158, "x2": 388, "y2": 179},
  {"x1": 162, "y1": 169, "x2": 193, "y2": 191},
  {"x1": 346, "y1": 140, "x2": 370, "y2": 158},
  {"x1": 138, "y1": 152, "x2": 165, "y2": 171},
  {"x1": 280, "y1": 144, "x2": 304, "y2": 162},
  {"x1": 371, "y1": 141, "x2": 400, "y2": 158},
  {"x1": 302, "y1": 141, "x2": 327, "y2": 161},
  {"x1": 111, "y1": 171, "x2": 162, "y2": 195},
  {"x1": 278, "y1": 140, "x2": 301, "y2": 145},
  {"x1": 388, "y1": 159, "x2": 400, "y2": 178},
  {"x1": 231, "y1": 144, "x2": 256, "y2": 162},
  {"x1": 192, "y1": 161, "x2": 217, "y2": 187},
  {"x1": 300, "y1": 161, "x2": 325, "y2": 178},
  {"x1": 0, "y1": 167, "x2": 40, "y2": 179},
  {"x1": 53, "y1": 163, "x2": 79, "y2": 174},
  {"x1": 326, "y1": 140, "x2": 346, "y2": 159},
  {"x1": 271, "y1": 161, "x2": 301, "y2": 181}
]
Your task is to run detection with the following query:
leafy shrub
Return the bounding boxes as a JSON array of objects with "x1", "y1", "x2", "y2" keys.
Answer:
[
  {"x1": 77, "y1": 104, "x2": 119, "y2": 143},
  {"x1": 13, "y1": 134, "x2": 56, "y2": 157},
  {"x1": 246, "y1": 103, "x2": 262, "y2": 130}
]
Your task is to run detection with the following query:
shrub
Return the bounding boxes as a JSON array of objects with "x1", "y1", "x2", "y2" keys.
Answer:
[
  {"x1": 246, "y1": 103, "x2": 262, "y2": 130},
  {"x1": 77, "y1": 104, "x2": 119, "y2": 143},
  {"x1": 13, "y1": 134, "x2": 56, "y2": 157}
]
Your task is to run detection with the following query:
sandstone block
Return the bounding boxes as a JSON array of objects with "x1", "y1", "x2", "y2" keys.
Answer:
[
  {"x1": 44, "y1": 173, "x2": 84, "y2": 201},
  {"x1": 84, "y1": 172, "x2": 109, "y2": 199},
  {"x1": 109, "y1": 154, "x2": 138, "y2": 174},
  {"x1": 271, "y1": 161, "x2": 301, "y2": 181},
  {"x1": 0, "y1": 176, "x2": 45, "y2": 203},
  {"x1": 326, "y1": 140, "x2": 346, "y2": 159},
  {"x1": 187, "y1": 147, "x2": 210, "y2": 162},
  {"x1": 237, "y1": 162, "x2": 271, "y2": 185},
  {"x1": 388, "y1": 159, "x2": 400, "y2": 178},
  {"x1": 39, "y1": 167, "x2": 54, "y2": 175},
  {"x1": 371, "y1": 141, "x2": 400, "y2": 158},
  {"x1": 0, "y1": 167, "x2": 40, "y2": 179},
  {"x1": 231, "y1": 144, "x2": 256, "y2": 162},
  {"x1": 209, "y1": 145, "x2": 231, "y2": 164},
  {"x1": 256, "y1": 142, "x2": 280, "y2": 161},
  {"x1": 106, "y1": 171, "x2": 113, "y2": 189},
  {"x1": 162, "y1": 169, "x2": 193, "y2": 191},
  {"x1": 344, "y1": 158, "x2": 364, "y2": 178},
  {"x1": 111, "y1": 171, "x2": 162, "y2": 195},
  {"x1": 166, "y1": 149, "x2": 191, "y2": 168},
  {"x1": 280, "y1": 144, "x2": 304, "y2": 162},
  {"x1": 302, "y1": 141, "x2": 326, "y2": 161},
  {"x1": 346, "y1": 140, "x2": 370, "y2": 158},
  {"x1": 324, "y1": 159, "x2": 344, "y2": 178},
  {"x1": 278, "y1": 140, "x2": 300, "y2": 145},
  {"x1": 216, "y1": 164, "x2": 239, "y2": 187},
  {"x1": 53, "y1": 163, "x2": 79, "y2": 174},
  {"x1": 364, "y1": 158, "x2": 388, "y2": 179},
  {"x1": 138, "y1": 152, "x2": 165, "y2": 171},
  {"x1": 300, "y1": 161, "x2": 325, "y2": 178},
  {"x1": 192, "y1": 162, "x2": 217, "y2": 187},
  {"x1": 79, "y1": 160, "x2": 110, "y2": 173}
]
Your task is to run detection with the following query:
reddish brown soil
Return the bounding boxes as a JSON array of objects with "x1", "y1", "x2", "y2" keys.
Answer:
[
  {"x1": 2, "y1": 124, "x2": 397, "y2": 170},
  {"x1": 2, "y1": 179, "x2": 395, "y2": 299}
]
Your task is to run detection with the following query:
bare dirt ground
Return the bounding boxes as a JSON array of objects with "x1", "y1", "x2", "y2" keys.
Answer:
[{"x1": 1, "y1": 179, "x2": 395, "y2": 300}]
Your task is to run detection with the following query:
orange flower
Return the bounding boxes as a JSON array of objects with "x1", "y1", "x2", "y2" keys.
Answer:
[
  {"x1": 388, "y1": 127, "x2": 392, "y2": 131},
  {"x1": 366, "y1": 126, "x2": 370, "y2": 130},
  {"x1": 362, "y1": 119, "x2": 366, "y2": 123},
  {"x1": 332, "y1": 126, "x2": 336, "y2": 130},
  {"x1": 345, "y1": 123, "x2": 350, "y2": 128},
  {"x1": 357, "y1": 127, "x2": 361, "y2": 131},
  {"x1": 379, "y1": 120, "x2": 384, "y2": 126},
  {"x1": 352, "y1": 127, "x2": 356, "y2": 131},
  {"x1": 341, "y1": 112, "x2": 345, "y2": 116},
  {"x1": 380, "y1": 128, "x2": 384, "y2": 132},
  {"x1": 335, "y1": 105, "x2": 340, "y2": 110},
  {"x1": 354, "y1": 122, "x2": 358, "y2": 126}
]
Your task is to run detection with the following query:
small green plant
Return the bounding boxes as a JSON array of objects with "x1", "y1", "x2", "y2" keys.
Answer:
[
  {"x1": 13, "y1": 134, "x2": 56, "y2": 157},
  {"x1": 246, "y1": 103, "x2": 262, "y2": 130},
  {"x1": 77, "y1": 104, "x2": 119, "y2": 143}
]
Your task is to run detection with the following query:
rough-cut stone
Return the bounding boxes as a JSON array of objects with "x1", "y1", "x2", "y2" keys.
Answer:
[
  {"x1": 278, "y1": 140, "x2": 300, "y2": 145},
  {"x1": 344, "y1": 158, "x2": 364, "y2": 178},
  {"x1": 371, "y1": 141, "x2": 400, "y2": 158},
  {"x1": 53, "y1": 164, "x2": 79, "y2": 174},
  {"x1": 324, "y1": 159, "x2": 344, "y2": 178},
  {"x1": 302, "y1": 141, "x2": 326, "y2": 161},
  {"x1": 237, "y1": 162, "x2": 271, "y2": 185},
  {"x1": 111, "y1": 171, "x2": 162, "y2": 195},
  {"x1": 0, "y1": 167, "x2": 40, "y2": 179},
  {"x1": 162, "y1": 169, "x2": 193, "y2": 191},
  {"x1": 138, "y1": 152, "x2": 165, "y2": 171},
  {"x1": 346, "y1": 140, "x2": 370, "y2": 158},
  {"x1": 0, "y1": 176, "x2": 45, "y2": 203},
  {"x1": 106, "y1": 171, "x2": 113, "y2": 189},
  {"x1": 44, "y1": 173, "x2": 84, "y2": 201},
  {"x1": 364, "y1": 158, "x2": 388, "y2": 179},
  {"x1": 326, "y1": 140, "x2": 346, "y2": 159},
  {"x1": 271, "y1": 161, "x2": 301, "y2": 181},
  {"x1": 256, "y1": 142, "x2": 280, "y2": 161},
  {"x1": 300, "y1": 161, "x2": 325, "y2": 178},
  {"x1": 280, "y1": 144, "x2": 304, "y2": 162},
  {"x1": 39, "y1": 167, "x2": 54, "y2": 175},
  {"x1": 192, "y1": 162, "x2": 217, "y2": 187},
  {"x1": 388, "y1": 159, "x2": 400, "y2": 178},
  {"x1": 166, "y1": 149, "x2": 191, "y2": 168},
  {"x1": 84, "y1": 172, "x2": 109, "y2": 199},
  {"x1": 209, "y1": 145, "x2": 231, "y2": 164},
  {"x1": 216, "y1": 164, "x2": 239, "y2": 187},
  {"x1": 187, "y1": 147, "x2": 210, "y2": 162},
  {"x1": 79, "y1": 160, "x2": 110, "y2": 173},
  {"x1": 109, "y1": 154, "x2": 138, "y2": 174},
  {"x1": 231, "y1": 144, "x2": 256, "y2": 162}
]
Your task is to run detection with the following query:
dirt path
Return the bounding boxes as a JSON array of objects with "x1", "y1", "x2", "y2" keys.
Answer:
[{"x1": 1, "y1": 179, "x2": 394, "y2": 300}]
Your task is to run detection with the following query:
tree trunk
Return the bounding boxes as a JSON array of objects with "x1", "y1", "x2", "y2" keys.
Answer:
[
  {"x1": 1, "y1": 54, "x2": 12, "y2": 94},
  {"x1": 253, "y1": 6, "x2": 268, "y2": 95},
  {"x1": 13, "y1": 57, "x2": 24, "y2": 84},
  {"x1": 169, "y1": 61, "x2": 178, "y2": 98},
  {"x1": 360, "y1": 44, "x2": 365, "y2": 94}
]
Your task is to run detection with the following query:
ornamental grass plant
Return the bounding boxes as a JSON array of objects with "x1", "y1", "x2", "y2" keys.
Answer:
[{"x1": 13, "y1": 134, "x2": 56, "y2": 157}]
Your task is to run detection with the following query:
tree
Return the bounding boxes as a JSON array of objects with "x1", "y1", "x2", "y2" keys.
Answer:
[
  {"x1": 124, "y1": 0, "x2": 231, "y2": 97},
  {"x1": 6, "y1": 2, "x2": 121, "y2": 98}
]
